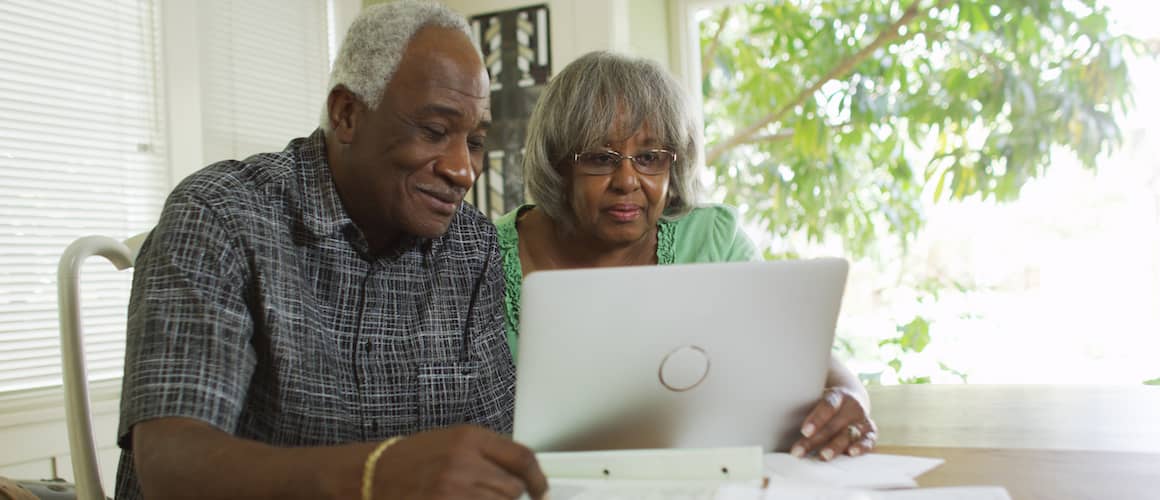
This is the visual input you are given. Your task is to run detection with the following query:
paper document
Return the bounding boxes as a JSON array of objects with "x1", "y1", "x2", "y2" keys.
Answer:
[
  {"x1": 537, "y1": 447, "x2": 764, "y2": 481},
  {"x1": 523, "y1": 450, "x2": 1007, "y2": 500},
  {"x1": 763, "y1": 452, "x2": 944, "y2": 489},
  {"x1": 547, "y1": 483, "x2": 1010, "y2": 500},
  {"x1": 549, "y1": 479, "x2": 738, "y2": 500}
]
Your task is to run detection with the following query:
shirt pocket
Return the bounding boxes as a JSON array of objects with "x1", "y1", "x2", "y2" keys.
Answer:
[{"x1": 417, "y1": 360, "x2": 478, "y2": 429}]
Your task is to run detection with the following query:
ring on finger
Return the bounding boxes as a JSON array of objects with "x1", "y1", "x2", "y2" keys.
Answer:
[{"x1": 846, "y1": 423, "x2": 862, "y2": 441}]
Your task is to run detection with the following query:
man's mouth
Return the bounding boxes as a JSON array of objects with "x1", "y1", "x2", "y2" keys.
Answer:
[{"x1": 417, "y1": 186, "x2": 464, "y2": 215}]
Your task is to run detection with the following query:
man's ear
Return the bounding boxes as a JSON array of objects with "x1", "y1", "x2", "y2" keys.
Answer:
[{"x1": 327, "y1": 85, "x2": 361, "y2": 144}]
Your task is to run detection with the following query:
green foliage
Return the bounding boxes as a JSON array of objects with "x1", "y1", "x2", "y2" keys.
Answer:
[
  {"x1": 885, "y1": 316, "x2": 932, "y2": 352},
  {"x1": 700, "y1": 0, "x2": 1145, "y2": 257},
  {"x1": 1145, "y1": 378, "x2": 1160, "y2": 386},
  {"x1": 876, "y1": 315, "x2": 955, "y2": 384}
]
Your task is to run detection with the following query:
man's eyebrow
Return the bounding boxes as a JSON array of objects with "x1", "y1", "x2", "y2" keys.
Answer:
[
  {"x1": 415, "y1": 104, "x2": 491, "y2": 131},
  {"x1": 415, "y1": 104, "x2": 465, "y2": 119}
]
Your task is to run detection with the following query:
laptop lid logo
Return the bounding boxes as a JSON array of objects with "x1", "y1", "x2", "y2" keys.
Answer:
[{"x1": 658, "y1": 345, "x2": 710, "y2": 392}]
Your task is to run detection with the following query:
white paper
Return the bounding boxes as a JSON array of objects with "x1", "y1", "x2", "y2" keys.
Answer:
[
  {"x1": 547, "y1": 479, "x2": 736, "y2": 500},
  {"x1": 763, "y1": 453, "x2": 945, "y2": 489},
  {"x1": 751, "y1": 485, "x2": 1010, "y2": 500},
  {"x1": 869, "y1": 487, "x2": 1012, "y2": 500},
  {"x1": 522, "y1": 452, "x2": 1005, "y2": 500},
  {"x1": 541, "y1": 483, "x2": 1009, "y2": 500},
  {"x1": 537, "y1": 446, "x2": 764, "y2": 481}
]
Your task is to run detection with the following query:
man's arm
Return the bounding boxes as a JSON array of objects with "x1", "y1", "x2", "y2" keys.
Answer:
[
  {"x1": 132, "y1": 418, "x2": 358, "y2": 499},
  {"x1": 133, "y1": 418, "x2": 548, "y2": 500}
]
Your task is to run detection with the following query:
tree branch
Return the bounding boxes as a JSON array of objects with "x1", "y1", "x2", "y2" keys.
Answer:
[
  {"x1": 741, "y1": 122, "x2": 854, "y2": 145},
  {"x1": 705, "y1": 0, "x2": 952, "y2": 165},
  {"x1": 743, "y1": 132, "x2": 795, "y2": 145},
  {"x1": 701, "y1": 7, "x2": 733, "y2": 81}
]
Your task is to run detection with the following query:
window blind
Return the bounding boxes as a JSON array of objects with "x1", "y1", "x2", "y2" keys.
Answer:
[
  {"x1": 199, "y1": 0, "x2": 330, "y2": 162},
  {"x1": 0, "y1": 0, "x2": 332, "y2": 396},
  {"x1": 0, "y1": 0, "x2": 168, "y2": 393}
]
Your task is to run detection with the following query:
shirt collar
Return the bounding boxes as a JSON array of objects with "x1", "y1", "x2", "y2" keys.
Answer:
[{"x1": 295, "y1": 128, "x2": 352, "y2": 238}]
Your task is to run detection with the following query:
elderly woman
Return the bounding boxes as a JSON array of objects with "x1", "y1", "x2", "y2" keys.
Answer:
[{"x1": 495, "y1": 51, "x2": 875, "y2": 461}]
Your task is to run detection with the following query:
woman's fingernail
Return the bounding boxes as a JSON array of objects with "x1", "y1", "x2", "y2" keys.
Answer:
[
  {"x1": 801, "y1": 423, "x2": 815, "y2": 437},
  {"x1": 820, "y1": 449, "x2": 834, "y2": 461},
  {"x1": 849, "y1": 447, "x2": 861, "y2": 457},
  {"x1": 825, "y1": 391, "x2": 843, "y2": 408},
  {"x1": 791, "y1": 445, "x2": 805, "y2": 458}
]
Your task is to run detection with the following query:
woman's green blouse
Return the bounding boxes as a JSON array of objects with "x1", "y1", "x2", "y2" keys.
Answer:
[{"x1": 495, "y1": 204, "x2": 760, "y2": 359}]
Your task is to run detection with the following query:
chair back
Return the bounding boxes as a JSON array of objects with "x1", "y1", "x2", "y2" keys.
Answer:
[{"x1": 56, "y1": 233, "x2": 148, "y2": 500}]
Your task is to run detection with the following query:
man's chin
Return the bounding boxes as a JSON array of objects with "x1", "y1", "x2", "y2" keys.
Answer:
[{"x1": 408, "y1": 214, "x2": 456, "y2": 239}]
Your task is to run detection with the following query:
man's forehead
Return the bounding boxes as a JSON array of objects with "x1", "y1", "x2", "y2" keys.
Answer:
[
  {"x1": 391, "y1": 37, "x2": 487, "y2": 96},
  {"x1": 400, "y1": 28, "x2": 485, "y2": 77}
]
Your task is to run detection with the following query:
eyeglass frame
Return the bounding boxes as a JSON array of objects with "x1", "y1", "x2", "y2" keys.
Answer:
[{"x1": 570, "y1": 148, "x2": 678, "y2": 176}]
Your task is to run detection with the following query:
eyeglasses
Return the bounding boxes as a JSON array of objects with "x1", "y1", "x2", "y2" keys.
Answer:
[{"x1": 571, "y1": 149, "x2": 677, "y2": 176}]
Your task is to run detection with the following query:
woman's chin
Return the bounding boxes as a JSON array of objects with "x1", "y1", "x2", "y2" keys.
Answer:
[{"x1": 594, "y1": 225, "x2": 650, "y2": 246}]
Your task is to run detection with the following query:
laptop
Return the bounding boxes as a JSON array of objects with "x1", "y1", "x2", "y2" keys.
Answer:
[{"x1": 512, "y1": 258, "x2": 849, "y2": 453}]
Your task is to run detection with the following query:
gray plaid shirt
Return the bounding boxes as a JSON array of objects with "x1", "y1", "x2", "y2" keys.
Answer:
[{"x1": 114, "y1": 129, "x2": 514, "y2": 499}]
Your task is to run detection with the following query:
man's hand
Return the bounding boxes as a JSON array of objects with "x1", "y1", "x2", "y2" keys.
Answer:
[
  {"x1": 371, "y1": 425, "x2": 548, "y2": 500},
  {"x1": 132, "y1": 418, "x2": 546, "y2": 500}
]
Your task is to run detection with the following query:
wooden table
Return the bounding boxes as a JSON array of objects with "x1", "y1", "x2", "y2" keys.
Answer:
[{"x1": 867, "y1": 385, "x2": 1160, "y2": 500}]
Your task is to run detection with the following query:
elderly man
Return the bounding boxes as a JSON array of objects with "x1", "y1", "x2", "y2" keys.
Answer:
[{"x1": 115, "y1": 2, "x2": 547, "y2": 499}]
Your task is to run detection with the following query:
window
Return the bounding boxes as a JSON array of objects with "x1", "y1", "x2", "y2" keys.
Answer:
[
  {"x1": 0, "y1": 0, "x2": 169, "y2": 394},
  {"x1": 198, "y1": 0, "x2": 330, "y2": 162},
  {"x1": 680, "y1": 0, "x2": 1160, "y2": 384},
  {"x1": 0, "y1": 0, "x2": 333, "y2": 398}
]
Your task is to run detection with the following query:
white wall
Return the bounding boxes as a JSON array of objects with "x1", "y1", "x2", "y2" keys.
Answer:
[
  {"x1": 0, "y1": 382, "x2": 121, "y2": 488},
  {"x1": 165, "y1": 0, "x2": 360, "y2": 186},
  {"x1": 441, "y1": 0, "x2": 673, "y2": 73}
]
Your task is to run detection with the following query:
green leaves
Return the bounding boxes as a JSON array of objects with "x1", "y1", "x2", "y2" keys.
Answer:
[
  {"x1": 700, "y1": 0, "x2": 1140, "y2": 258},
  {"x1": 1145, "y1": 378, "x2": 1160, "y2": 386},
  {"x1": 896, "y1": 316, "x2": 931, "y2": 352}
]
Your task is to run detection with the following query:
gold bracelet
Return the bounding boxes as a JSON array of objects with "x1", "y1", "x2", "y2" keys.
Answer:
[{"x1": 361, "y1": 436, "x2": 403, "y2": 500}]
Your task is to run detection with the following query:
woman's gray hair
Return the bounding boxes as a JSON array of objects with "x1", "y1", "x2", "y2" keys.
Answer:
[
  {"x1": 523, "y1": 51, "x2": 704, "y2": 226},
  {"x1": 321, "y1": 0, "x2": 471, "y2": 129}
]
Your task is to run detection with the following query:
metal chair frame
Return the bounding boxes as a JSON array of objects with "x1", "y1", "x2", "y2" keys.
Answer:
[{"x1": 56, "y1": 233, "x2": 148, "y2": 500}]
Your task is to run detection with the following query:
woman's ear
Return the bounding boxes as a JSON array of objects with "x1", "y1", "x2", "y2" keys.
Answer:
[{"x1": 326, "y1": 85, "x2": 361, "y2": 144}]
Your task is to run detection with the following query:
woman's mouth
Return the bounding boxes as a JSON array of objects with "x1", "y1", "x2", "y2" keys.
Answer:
[{"x1": 605, "y1": 204, "x2": 643, "y2": 222}]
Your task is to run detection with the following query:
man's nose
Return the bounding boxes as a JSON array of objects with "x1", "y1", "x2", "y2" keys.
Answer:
[{"x1": 435, "y1": 140, "x2": 478, "y2": 190}]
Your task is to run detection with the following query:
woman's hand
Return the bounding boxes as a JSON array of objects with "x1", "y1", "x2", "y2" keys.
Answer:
[{"x1": 789, "y1": 387, "x2": 877, "y2": 460}]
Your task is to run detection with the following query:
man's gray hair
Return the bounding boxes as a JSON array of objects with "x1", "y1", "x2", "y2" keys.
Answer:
[
  {"x1": 321, "y1": 0, "x2": 471, "y2": 129},
  {"x1": 523, "y1": 51, "x2": 704, "y2": 227}
]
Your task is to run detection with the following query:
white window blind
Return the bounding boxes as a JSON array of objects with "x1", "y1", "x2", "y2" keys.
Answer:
[
  {"x1": 0, "y1": 0, "x2": 169, "y2": 392},
  {"x1": 199, "y1": 0, "x2": 331, "y2": 161}
]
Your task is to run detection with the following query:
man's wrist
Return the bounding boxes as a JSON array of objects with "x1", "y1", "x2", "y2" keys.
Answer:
[{"x1": 361, "y1": 436, "x2": 404, "y2": 500}]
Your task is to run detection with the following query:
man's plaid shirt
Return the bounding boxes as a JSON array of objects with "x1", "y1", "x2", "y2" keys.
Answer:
[{"x1": 114, "y1": 129, "x2": 513, "y2": 499}]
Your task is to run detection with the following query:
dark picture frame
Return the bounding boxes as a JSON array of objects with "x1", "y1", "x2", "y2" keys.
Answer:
[{"x1": 468, "y1": 4, "x2": 551, "y2": 220}]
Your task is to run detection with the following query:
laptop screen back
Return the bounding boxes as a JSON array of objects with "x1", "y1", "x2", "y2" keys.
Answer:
[{"x1": 513, "y1": 258, "x2": 849, "y2": 452}]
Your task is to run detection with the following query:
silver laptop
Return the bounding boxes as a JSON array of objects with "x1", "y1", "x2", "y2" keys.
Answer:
[{"x1": 512, "y1": 258, "x2": 849, "y2": 453}]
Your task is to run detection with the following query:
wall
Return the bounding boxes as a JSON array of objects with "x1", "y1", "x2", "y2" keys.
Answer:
[
  {"x1": 0, "y1": 382, "x2": 121, "y2": 488},
  {"x1": 367, "y1": 0, "x2": 674, "y2": 73}
]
